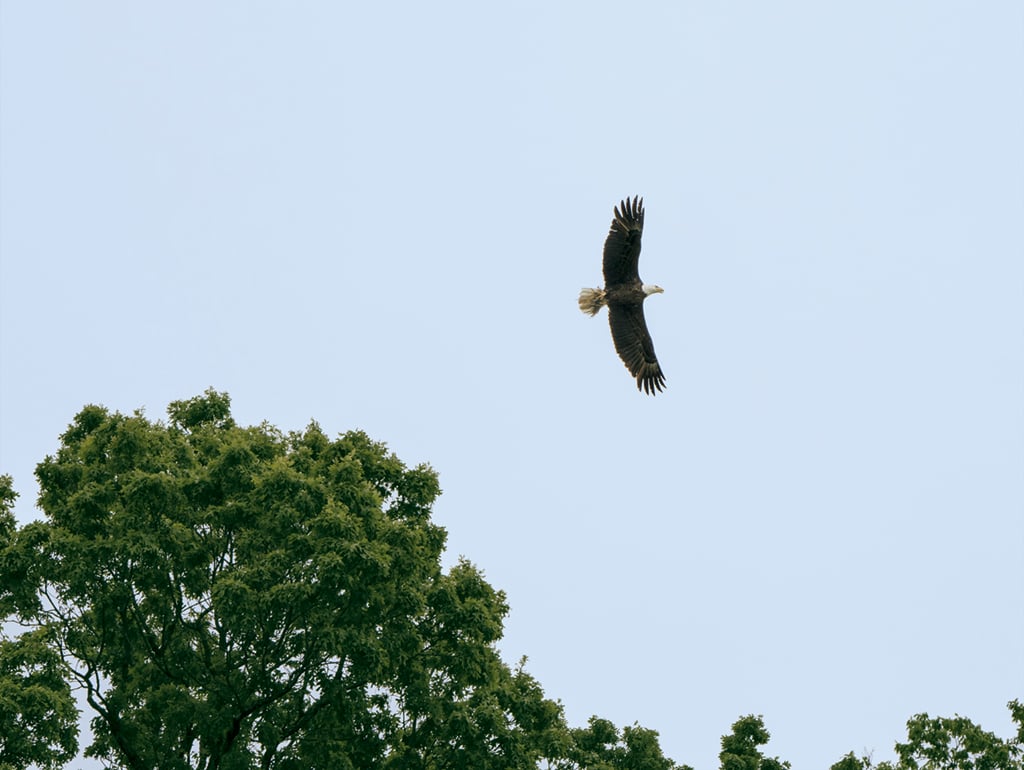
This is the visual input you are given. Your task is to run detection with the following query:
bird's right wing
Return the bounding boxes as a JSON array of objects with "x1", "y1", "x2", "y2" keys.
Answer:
[{"x1": 602, "y1": 196, "x2": 644, "y2": 287}]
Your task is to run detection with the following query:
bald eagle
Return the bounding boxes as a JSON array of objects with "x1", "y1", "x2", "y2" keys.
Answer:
[{"x1": 579, "y1": 196, "x2": 666, "y2": 395}]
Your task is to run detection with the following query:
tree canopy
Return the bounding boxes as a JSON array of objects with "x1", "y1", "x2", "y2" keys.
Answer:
[
  {"x1": 1, "y1": 391, "x2": 1019, "y2": 770},
  {"x1": 0, "y1": 390, "x2": 683, "y2": 770},
  {"x1": 1, "y1": 474, "x2": 78, "y2": 770},
  {"x1": 831, "y1": 702, "x2": 1024, "y2": 770}
]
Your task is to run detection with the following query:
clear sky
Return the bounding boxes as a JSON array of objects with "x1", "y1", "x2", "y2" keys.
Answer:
[{"x1": 1, "y1": 3, "x2": 1022, "y2": 768}]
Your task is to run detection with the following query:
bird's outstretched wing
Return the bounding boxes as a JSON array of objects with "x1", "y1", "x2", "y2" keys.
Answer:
[
  {"x1": 608, "y1": 302, "x2": 665, "y2": 395},
  {"x1": 602, "y1": 196, "x2": 644, "y2": 287}
]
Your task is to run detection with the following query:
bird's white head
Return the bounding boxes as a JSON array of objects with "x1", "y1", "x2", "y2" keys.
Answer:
[{"x1": 642, "y1": 284, "x2": 665, "y2": 297}]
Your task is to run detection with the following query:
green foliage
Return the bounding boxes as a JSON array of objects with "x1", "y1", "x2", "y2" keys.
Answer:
[
  {"x1": 0, "y1": 392, "x2": 682, "y2": 770},
  {"x1": 712, "y1": 705, "x2": 1024, "y2": 770},
  {"x1": 0, "y1": 627, "x2": 79, "y2": 770},
  {"x1": 889, "y1": 706, "x2": 1022, "y2": 770},
  {"x1": 830, "y1": 753, "x2": 871, "y2": 770},
  {"x1": 1, "y1": 475, "x2": 79, "y2": 770},
  {"x1": 167, "y1": 388, "x2": 235, "y2": 431},
  {"x1": 0, "y1": 628, "x2": 79, "y2": 770},
  {"x1": 832, "y1": 701, "x2": 1024, "y2": 770},
  {"x1": 718, "y1": 715, "x2": 789, "y2": 770},
  {"x1": 0, "y1": 474, "x2": 13, "y2": 540},
  {"x1": 567, "y1": 715, "x2": 691, "y2": 770},
  {"x1": 5, "y1": 392, "x2": 1018, "y2": 770}
]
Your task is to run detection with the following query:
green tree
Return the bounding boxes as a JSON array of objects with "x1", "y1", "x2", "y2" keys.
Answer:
[
  {"x1": 557, "y1": 715, "x2": 690, "y2": 770},
  {"x1": 830, "y1": 701, "x2": 1024, "y2": 770},
  {"x1": 0, "y1": 391, "x2": 680, "y2": 770},
  {"x1": 0, "y1": 476, "x2": 78, "y2": 770},
  {"x1": 718, "y1": 715, "x2": 789, "y2": 770},
  {"x1": 0, "y1": 630, "x2": 80, "y2": 770}
]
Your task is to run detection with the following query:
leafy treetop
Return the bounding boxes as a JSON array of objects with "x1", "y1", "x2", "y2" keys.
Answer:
[{"x1": 1, "y1": 391, "x2": 686, "y2": 770}]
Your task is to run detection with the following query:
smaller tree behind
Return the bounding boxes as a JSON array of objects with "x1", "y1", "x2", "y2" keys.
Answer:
[
  {"x1": 0, "y1": 475, "x2": 78, "y2": 769},
  {"x1": 718, "y1": 715, "x2": 789, "y2": 770},
  {"x1": 831, "y1": 700, "x2": 1024, "y2": 770}
]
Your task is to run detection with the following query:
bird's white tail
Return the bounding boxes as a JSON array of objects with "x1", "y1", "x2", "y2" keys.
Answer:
[{"x1": 578, "y1": 287, "x2": 607, "y2": 316}]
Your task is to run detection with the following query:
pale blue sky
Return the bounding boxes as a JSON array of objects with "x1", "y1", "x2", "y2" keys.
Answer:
[{"x1": 1, "y1": 3, "x2": 1022, "y2": 768}]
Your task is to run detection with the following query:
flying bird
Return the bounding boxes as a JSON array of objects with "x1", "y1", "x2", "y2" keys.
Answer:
[{"x1": 579, "y1": 196, "x2": 666, "y2": 395}]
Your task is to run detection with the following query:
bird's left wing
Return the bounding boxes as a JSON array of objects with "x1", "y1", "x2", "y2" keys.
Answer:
[{"x1": 607, "y1": 303, "x2": 666, "y2": 395}]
